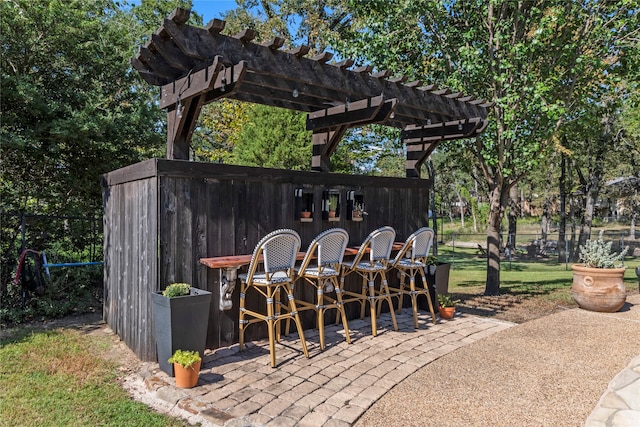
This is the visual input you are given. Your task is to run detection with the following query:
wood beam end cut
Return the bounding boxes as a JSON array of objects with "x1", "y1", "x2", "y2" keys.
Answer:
[
  {"x1": 336, "y1": 59, "x2": 355, "y2": 70},
  {"x1": 372, "y1": 70, "x2": 392, "y2": 78},
  {"x1": 312, "y1": 52, "x2": 333, "y2": 63},
  {"x1": 388, "y1": 75, "x2": 409, "y2": 83},
  {"x1": 288, "y1": 45, "x2": 310, "y2": 58},
  {"x1": 169, "y1": 7, "x2": 190, "y2": 24},
  {"x1": 262, "y1": 37, "x2": 285, "y2": 50},
  {"x1": 353, "y1": 65, "x2": 373, "y2": 74},
  {"x1": 206, "y1": 19, "x2": 226, "y2": 35},
  {"x1": 234, "y1": 28, "x2": 257, "y2": 43}
]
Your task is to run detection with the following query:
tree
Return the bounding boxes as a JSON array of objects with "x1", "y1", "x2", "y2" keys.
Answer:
[
  {"x1": 192, "y1": 100, "x2": 249, "y2": 163},
  {"x1": 0, "y1": 0, "x2": 190, "y2": 289},
  {"x1": 187, "y1": 4, "x2": 312, "y2": 169},
  {"x1": 310, "y1": 0, "x2": 639, "y2": 295},
  {"x1": 0, "y1": 0, "x2": 183, "y2": 216},
  {"x1": 232, "y1": 105, "x2": 311, "y2": 170}
]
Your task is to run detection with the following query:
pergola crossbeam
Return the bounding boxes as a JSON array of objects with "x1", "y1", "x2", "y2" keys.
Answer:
[{"x1": 307, "y1": 95, "x2": 396, "y2": 131}]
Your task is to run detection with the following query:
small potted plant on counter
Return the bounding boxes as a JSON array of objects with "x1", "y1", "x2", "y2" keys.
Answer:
[
  {"x1": 328, "y1": 194, "x2": 339, "y2": 219},
  {"x1": 352, "y1": 202, "x2": 365, "y2": 220},
  {"x1": 168, "y1": 349, "x2": 202, "y2": 388}
]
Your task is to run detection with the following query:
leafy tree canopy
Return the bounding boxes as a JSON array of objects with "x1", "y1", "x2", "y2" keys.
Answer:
[
  {"x1": 0, "y1": 0, "x2": 196, "y2": 216},
  {"x1": 232, "y1": 105, "x2": 311, "y2": 170}
]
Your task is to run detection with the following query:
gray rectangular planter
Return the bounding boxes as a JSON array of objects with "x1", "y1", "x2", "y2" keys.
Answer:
[
  {"x1": 421, "y1": 263, "x2": 450, "y2": 310},
  {"x1": 151, "y1": 288, "x2": 212, "y2": 376},
  {"x1": 434, "y1": 262, "x2": 451, "y2": 295}
]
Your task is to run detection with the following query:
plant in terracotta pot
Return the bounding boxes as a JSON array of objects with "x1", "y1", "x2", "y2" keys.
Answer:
[
  {"x1": 352, "y1": 201, "x2": 364, "y2": 219},
  {"x1": 168, "y1": 349, "x2": 202, "y2": 388},
  {"x1": 437, "y1": 294, "x2": 459, "y2": 319},
  {"x1": 328, "y1": 194, "x2": 339, "y2": 218},
  {"x1": 572, "y1": 231, "x2": 628, "y2": 313}
]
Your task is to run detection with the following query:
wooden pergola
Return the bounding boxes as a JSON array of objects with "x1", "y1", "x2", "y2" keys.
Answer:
[{"x1": 133, "y1": 7, "x2": 490, "y2": 177}]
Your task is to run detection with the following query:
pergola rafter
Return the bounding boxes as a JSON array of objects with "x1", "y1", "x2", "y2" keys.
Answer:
[{"x1": 133, "y1": 7, "x2": 491, "y2": 177}]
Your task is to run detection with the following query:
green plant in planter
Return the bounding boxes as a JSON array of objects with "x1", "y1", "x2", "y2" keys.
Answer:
[
  {"x1": 162, "y1": 282, "x2": 190, "y2": 298},
  {"x1": 426, "y1": 255, "x2": 438, "y2": 266},
  {"x1": 438, "y1": 294, "x2": 460, "y2": 308},
  {"x1": 578, "y1": 231, "x2": 628, "y2": 268},
  {"x1": 168, "y1": 349, "x2": 201, "y2": 369},
  {"x1": 353, "y1": 201, "x2": 365, "y2": 216},
  {"x1": 328, "y1": 194, "x2": 339, "y2": 212},
  {"x1": 572, "y1": 230, "x2": 628, "y2": 312},
  {"x1": 152, "y1": 283, "x2": 211, "y2": 376}
]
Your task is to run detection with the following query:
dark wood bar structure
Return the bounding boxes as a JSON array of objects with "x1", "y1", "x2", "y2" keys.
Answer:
[
  {"x1": 103, "y1": 8, "x2": 490, "y2": 363},
  {"x1": 102, "y1": 159, "x2": 430, "y2": 361}
]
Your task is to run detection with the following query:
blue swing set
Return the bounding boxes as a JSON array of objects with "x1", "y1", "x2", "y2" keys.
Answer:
[{"x1": 13, "y1": 249, "x2": 103, "y2": 306}]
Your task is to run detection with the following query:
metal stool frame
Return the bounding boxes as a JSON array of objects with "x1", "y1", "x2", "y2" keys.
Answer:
[
  {"x1": 238, "y1": 229, "x2": 309, "y2": 367},
  {"x1": 388, "y1": 227, "x2": 437, "y2": 328},
  {"x1": 340, "y1": 226, "x2": 398, "y2": 337},
  {"x1": 295, "y1": 228, "x2": 352, "y2": 350}
]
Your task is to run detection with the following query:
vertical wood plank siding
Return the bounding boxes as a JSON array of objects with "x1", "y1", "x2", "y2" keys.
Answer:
[
  {"x1": 102, "y1": 175, "x2": 158, "y2": 361},
  {"x1": 102, "y1": 159, "x2": 431, "y2": 361}
]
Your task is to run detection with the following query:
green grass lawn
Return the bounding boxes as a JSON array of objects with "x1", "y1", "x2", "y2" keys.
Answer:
[
  {"x1": 0, "y1": 328, "x2": 188, "y2": 427},
  {"x1": 441, "y1": 247, "x2": 639, "y2": 305},
  {"x1": 2, "y1": 246, "x2": 637, "y2": 426}
]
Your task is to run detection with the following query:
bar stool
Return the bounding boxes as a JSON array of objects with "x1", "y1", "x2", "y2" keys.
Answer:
[
  {"x1": 295, "y1": 228, "x2": 351, "y2": 350},
  {"x1": 388, "y1": 227, "x2": 437, "y2": 328},
  {"x1": 238, "y1": 229, "x2": 309, "y2": 367},
  {"x1": 341, "y1": 226, "x2": 398, "y2": 336}
]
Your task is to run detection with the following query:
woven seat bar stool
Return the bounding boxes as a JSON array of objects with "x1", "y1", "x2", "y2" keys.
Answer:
[
  {"x1": 294, "y1": 228, "x2": 351, "y2": 350},
  {"x1": 238, "y1": 229, "x2": 309, "y2": 367},
  {"x1": 341, "y1": 226, "x2": 398, "y2": 337},
  {"x1": 388, "y1": 227, "x2": 437, "y2": 328}
]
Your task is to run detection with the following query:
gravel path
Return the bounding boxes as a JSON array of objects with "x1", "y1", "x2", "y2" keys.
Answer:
[{"x1": 356, "y1": 294, "x2": 640, "y2": 427}]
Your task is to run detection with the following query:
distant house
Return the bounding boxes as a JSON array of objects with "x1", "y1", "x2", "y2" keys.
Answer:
[{"x1": 601, "y1": 176, "x2": 640, "y2": 220}]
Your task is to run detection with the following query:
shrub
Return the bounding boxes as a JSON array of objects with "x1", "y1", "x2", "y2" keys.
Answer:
[
  {"x1": 578, "y1": 231, "x2": 628, "y2": 268},
  {"x1": 162, "y1": 283, "x2": 190, "y2": 297}
]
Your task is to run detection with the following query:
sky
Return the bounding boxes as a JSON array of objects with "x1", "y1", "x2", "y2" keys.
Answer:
[{"x1": 191, "y1": 0, "x2": 239, "y2": 22}]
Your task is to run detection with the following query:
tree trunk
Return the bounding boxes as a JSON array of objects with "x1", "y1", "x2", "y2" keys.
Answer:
[
  {"x1": 508, "y1": 184, "x2": 518, "y2": 252},
  {"x1": 558, "y1": 152, "x2": 567, "y2": 263},
  {"x1": 629, "y1": 187, "x2": 638, "y2": 241},
  {"x1": 578, "y1": 187, "x2": 596, "y2": 251},
  {"x1": 457, "y1": 191, "x2": 465, "y2": 228},
  {"x1": 485, "y1": 182, "x2": 509, "y2": 296},
  {"x1": 471, "y1": 198, "x2": 478, "y2": 232},
  {"x1": 577, "y1": 133, "x2": 607, "y2": 252}
]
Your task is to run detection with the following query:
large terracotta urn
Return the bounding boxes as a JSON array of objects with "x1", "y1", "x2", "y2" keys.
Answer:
[{"x1": 571, "y1": 265, "x2": 626, "y2": 313}]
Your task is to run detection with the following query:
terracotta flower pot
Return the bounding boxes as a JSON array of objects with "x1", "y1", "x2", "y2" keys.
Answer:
[
  {"x1": 571, "y1": 265, "x2": 626, "y2": 313},
  {"x1": 300, "y1": 211, "x2": 312, "y2": 218},
  {"x1": 173, "y1": 360, "x2": 201, "y2": 388},
  {"x1": 438, "y1": 306, "x2": 455, "y2": 319}
]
